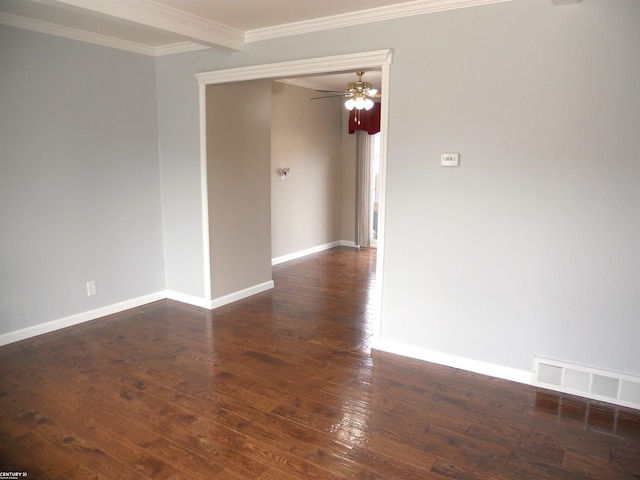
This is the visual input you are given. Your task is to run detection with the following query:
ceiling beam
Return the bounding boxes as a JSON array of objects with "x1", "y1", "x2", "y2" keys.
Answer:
[{"x1": 46, "y1": 0, "x2": 244, "y2": 51}]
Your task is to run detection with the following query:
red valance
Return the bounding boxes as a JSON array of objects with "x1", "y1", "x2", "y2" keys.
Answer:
[{"x1": 348, "y1": 102, "x2": 381, "y2": 135}]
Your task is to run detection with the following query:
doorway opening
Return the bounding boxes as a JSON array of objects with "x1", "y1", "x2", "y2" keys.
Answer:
[
  {"x1": 372, "y1": 132, "x2": 381, "y2": 247},
  {"x1": 355, "y1": 129, "x2": 381, "y2": 249},
  {"x1": 196, "y1": 50, "x2": 391, "y2": 347}
]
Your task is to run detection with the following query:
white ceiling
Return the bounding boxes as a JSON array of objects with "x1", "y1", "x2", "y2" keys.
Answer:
[
  {"x1": 0, "y1": 0, "x2": 504, "y2": 89},
  {"x1": 279, "y1": 71, "x2": 383, "y2": 96},
  {"x1": 0, "y1": 0, "x2": 507, "y2": 53},
  {"x1": 152, "y1": 0, "x2": 418, "y2": 31}
]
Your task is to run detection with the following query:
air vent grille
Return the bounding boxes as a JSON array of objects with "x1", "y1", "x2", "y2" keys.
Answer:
[{"x1": 533, "y1": 357, "x2": 640, "y2": 410}]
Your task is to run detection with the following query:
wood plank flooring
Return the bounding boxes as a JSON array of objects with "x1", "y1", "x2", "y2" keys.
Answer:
[{"x1": 1, "y1": 246, "x2": 639, "y2": 479}]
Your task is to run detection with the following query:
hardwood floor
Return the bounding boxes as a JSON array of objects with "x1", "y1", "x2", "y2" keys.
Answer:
[{"x1": 1, "y1": 246, "x2": 639, "y2": 479}]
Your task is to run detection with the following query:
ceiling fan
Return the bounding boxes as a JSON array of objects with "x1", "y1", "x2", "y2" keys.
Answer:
[{"x1": 311, "y1": 71, "x2": 380, "y2": 111}]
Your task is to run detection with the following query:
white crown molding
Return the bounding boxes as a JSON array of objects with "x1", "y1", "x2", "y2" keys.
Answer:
[
  {"x1": 2, "y1": 0, "x2": 509, "y2": 57},
  {"x1": 0, "y1": 12, "x2": 209, "y2": 57},
  {"x1": 245, "y1": 0, "x2": 511, "y2": 43},
  {"x1": 50, "y1": 0, "x2": 244, "y2": 51},
  {"x1": 154, "y1": 41, "x2": 210, "y2": 57},
  {"x1": 0, "y1": 11, "x2": 156, "y2": 56}
]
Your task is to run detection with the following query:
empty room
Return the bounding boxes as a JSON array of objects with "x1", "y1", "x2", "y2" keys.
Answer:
[{"x1": 1, "y1": 0, "x2": 639, "y2": 478}]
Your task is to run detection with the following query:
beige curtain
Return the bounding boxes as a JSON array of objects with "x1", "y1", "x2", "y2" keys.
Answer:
[{"x1": 355, "y1": 131, "x2": 373, "y2": 247}]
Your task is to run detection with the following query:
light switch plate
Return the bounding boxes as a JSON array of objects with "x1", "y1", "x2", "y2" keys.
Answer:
[{"x1": 441, "y1": 153, "x2": 459, "y2": 167}]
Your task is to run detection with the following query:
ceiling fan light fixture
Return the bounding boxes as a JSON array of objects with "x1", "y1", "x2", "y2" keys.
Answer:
[{"x1": 344, "y1": 71, "x2": 378, "y2": 111}]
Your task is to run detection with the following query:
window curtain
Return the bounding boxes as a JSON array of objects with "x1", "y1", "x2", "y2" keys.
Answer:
[
  {"x1": 349, "y1": 102, "x2": 381, "y2": 135},
  {"x1": 355, "y1": 131, "x2": 374, "y2": 248},
  {"x1": 351, "y1": 102, "x2": 381, "y2": 248}
]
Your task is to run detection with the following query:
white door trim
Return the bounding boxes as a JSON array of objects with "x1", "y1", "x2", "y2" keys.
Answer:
[{"x1": 195, "y1": 50, "x2": 392, "y2": 341}]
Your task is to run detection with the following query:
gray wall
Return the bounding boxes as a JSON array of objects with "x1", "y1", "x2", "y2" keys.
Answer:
[
  {"x1": 156, "y1": 0, "x2": 640, "y2": 377},
  {"x1": 0, "y1": 25, "x2": 165, "y2": 335},
  {"x1": 207, "y1": 80, "x2": 272, "y2": 298},
  {"x1": 155, "y1": 52, "x2": 208, "y2": 299},
  {"x1": 271, "y1": 82, "x2": 344, "y2": 258},
  {"x1": 2, "y1": 0, "x2": 638, "y2": 379},
  {"x1": 381, "y1": 0, "x2": 640, "y2": 375}
]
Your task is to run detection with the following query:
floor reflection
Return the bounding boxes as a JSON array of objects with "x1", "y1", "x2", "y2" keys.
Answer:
[{"x1": 534, "y1": 391, "x2": 640, "y2": 437}]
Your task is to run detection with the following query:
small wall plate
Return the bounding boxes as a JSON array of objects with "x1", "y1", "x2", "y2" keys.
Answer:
[{"x1": 441, "y1": 153, "x2": 459, "y2": 167}]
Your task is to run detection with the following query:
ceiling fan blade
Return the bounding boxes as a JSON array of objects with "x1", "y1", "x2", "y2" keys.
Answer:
[
  {"x1": 309, "y1": 94, "x2": 348, "y2": 100},
  {"x1": 315, "y1": 89, "x2": 347, "y2": 94}
]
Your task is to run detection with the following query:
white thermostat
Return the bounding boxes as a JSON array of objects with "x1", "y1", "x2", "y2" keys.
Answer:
[{"x1": 441, "y1": 153, "x2": 460, "y2": 167}]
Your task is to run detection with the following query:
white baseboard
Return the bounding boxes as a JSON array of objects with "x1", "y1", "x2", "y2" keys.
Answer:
[
  {"x1": 168, "y1": 280, "x2": 276, "y2": 310},
  {"x1": 0, "y1": 291, "x2": 166, "y2": 347},
  {"x1": 0, "y1": 280, "x2": 274, "y2": 347},
  {"x1": 340, "y1": 240, "x2": 358, "y2": 248},
  {"x1": 165, "y1": 290, "x2": 210, "y2": 309},
  {"x1": 210, "y1": 280, "x2": 275, "y2": 309},
  {"x1": 272, "y1": 241, "x2": 343, "y2": 266},
  {"x1": 376, "y1": 339, "x2": 533, "y2": 385}
]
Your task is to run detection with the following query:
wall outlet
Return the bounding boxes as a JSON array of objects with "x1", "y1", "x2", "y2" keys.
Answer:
[{"x1": 86, "y1": 280, "x2": 97, "y2": 296}]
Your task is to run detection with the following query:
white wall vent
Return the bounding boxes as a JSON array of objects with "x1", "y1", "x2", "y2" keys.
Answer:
[{"x1": 533, "y1": 357, "x2": 640, "y2": 411}]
